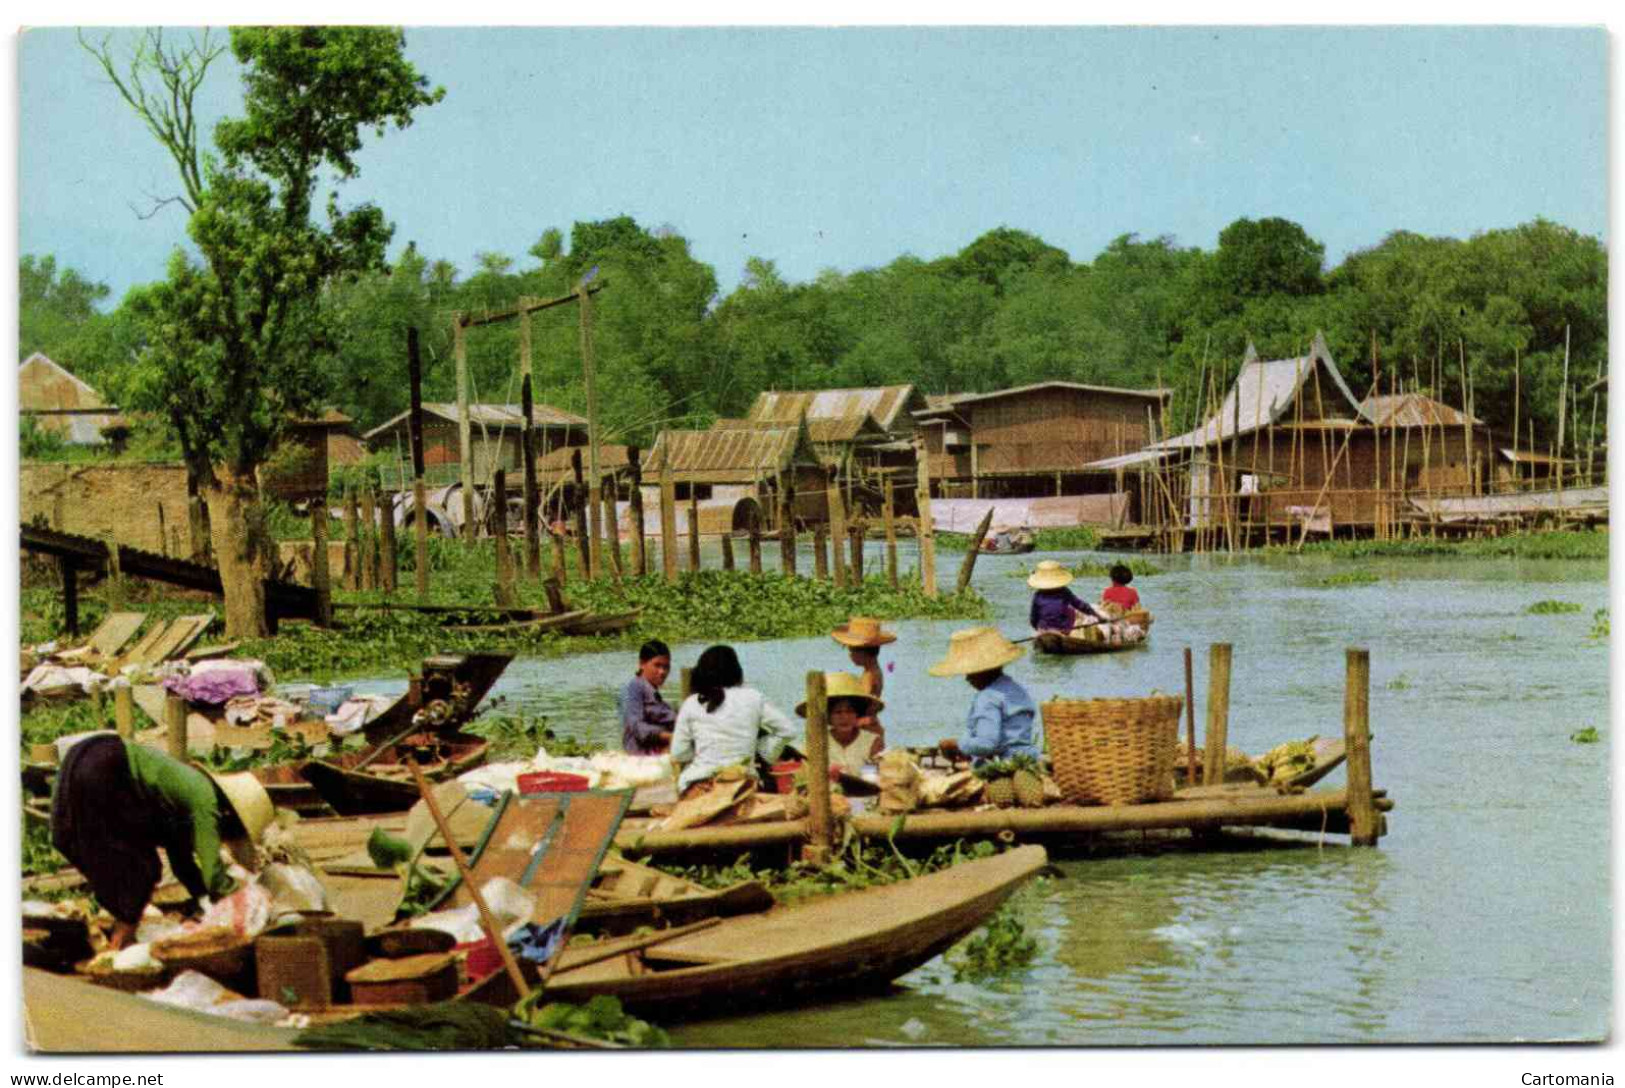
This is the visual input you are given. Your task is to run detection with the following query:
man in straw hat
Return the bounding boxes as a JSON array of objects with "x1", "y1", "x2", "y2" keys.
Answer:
[
  {"x1": 1026, "y1": 559, "x2": 1102, "y2": 634},
  {"x1": 50, "y1": 735, "x2": 273, "y2": 950},
  {"x1": 830, "y1": 616, "x2": 895, "y2": 736},
  {"x1": 796, "y1": 672, "x2": 886, "y2": 775},
  {"x1": 929, "y1": 626, "x2": 1040, "y2": 764}
]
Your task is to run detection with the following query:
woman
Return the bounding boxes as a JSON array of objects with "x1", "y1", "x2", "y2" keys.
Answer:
[
  {"x1": 796, "y1": 672, "x2": 885, "y2": 775},
  {"x1": 51, "y1": 735, "x2": 273, "y2": 950},
  {"x1": 670, "y1": 645, "x2": 798, "y2": 796},
  {"x1": 1026, "y1": 560, "x2": 1102, "y2": 633},
  {"x1": 929, "y1": 627, "x2": 1040, "y2": 764},
  {"x1": 619, "y1": 639, "x2": 676, "y2": 755},
  {"x1": 829, "y1": 616, "x2": 894, "y2": 737}
]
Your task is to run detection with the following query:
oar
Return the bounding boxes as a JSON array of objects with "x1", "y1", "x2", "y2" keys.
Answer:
[{"x1": 353, "y1": 719, "x2": 430, "y2": 773}]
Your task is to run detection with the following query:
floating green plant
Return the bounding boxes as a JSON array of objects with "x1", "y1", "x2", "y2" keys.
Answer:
[{"x1": 1527, "y1": 600, "x2": 1584, "y2": 615}]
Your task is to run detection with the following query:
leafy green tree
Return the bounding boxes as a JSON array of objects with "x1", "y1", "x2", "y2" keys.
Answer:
[
  {"x1": 83, "y1": 27, "x2": 442, "y2": 636},
  {"x1": 19, "y1": 255, "x2": 114, "y2": 372}
]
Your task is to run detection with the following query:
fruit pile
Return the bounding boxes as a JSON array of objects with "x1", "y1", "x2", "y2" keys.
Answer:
[{"x1": 973, "y1": 755, "x2": 1046, "y2": 808}]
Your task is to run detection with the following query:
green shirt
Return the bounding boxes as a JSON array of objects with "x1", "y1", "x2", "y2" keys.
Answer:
[{"x1": 123, "y1": 742, "x2": 240, "y2": 901}]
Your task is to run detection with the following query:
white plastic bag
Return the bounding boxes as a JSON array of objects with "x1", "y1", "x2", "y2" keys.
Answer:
[
  {"x1": 198, "y1": 881, "x2": 272, "y2": 939},
  {"x1": 259, "y1": 863, "x2": 328, "y2": 916},
  {"x1": 409, "y1": 877, "x2": 534, "y2": 943}
]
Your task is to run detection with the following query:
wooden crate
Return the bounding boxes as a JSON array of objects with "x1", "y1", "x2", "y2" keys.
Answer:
[
  {"x1": 256, "y1": 935, "x2": 332, "y2": 1009},
  {"x1": 345, "y1": 952, "x2": 458, "y2": 1005}
]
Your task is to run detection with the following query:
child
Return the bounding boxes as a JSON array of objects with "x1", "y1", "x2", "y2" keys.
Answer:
[
  {"x1": 797, "y1": 672, "x2": 885, "y2": 775},
  {"x1": 928, "y1": 627, "x2": 1040, "y2": 764},
  {"x1": 1026, "y1": 560, "x2": 1102, "y2": 633},
  {"x1": 829, "y1": 616, "x2": 894, "y2": 735},
  {"x1": 1102, "y1": 564, "x2": 1140, "y2": 611},
  {"x1": 619, "y1": 639, "x2": 676, "y2": 755}
]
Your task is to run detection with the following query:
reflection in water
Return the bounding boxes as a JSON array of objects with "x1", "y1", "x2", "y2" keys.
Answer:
[{"x1": 330, "y1": 549, "x2": 1608, "y2": 1045}]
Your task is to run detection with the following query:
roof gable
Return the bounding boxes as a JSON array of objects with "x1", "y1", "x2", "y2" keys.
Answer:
[
  {"x1": 747, "y1": 385, "x2": 927, "y2": 432},
  {"x1": 19, "y1": 353, "x2": 110, "y2": 412},
  {"x1": 363, "y1": 402, "x2": 587, "y2": 441}
]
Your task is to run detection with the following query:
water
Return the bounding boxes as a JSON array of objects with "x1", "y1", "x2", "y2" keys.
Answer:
[{"x1": 321, "y1": 542, "x2": 1612, "y2": 1044}]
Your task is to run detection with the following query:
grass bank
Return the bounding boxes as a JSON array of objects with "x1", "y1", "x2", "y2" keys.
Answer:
[
  {"x1": 935, "y1": 526, "x2": 1102, "y2": 552},
  {"x1": 1273, "y1": 529, "x2": 1608, "y2": 561}
]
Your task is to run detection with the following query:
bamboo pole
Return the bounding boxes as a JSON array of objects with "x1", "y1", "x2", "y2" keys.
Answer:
[
  {"x1": 492, "y1": 469, "x2": 516, "y2": 606},
  {"x1": 659, "y1": 440, "x2": 678, "y2": 583},
  {"x1": 360, "y1": 484, "x2": 378, "y2": 592},
  {"x1": 579, "y1": 286, "x2": 603, "y2": 581},
  {"x1": 802, "y1": 670, "x2": 833, "y2": 865},
  {"x1": 407, "y1": 758, "x2": 531, "y2": 1000},
  {"x1": 628, "y1": 448, "x2": 646, "y2": 577},
  {"x1": 915, "y1": 440, "x2": 938, "y2": 597},
  {"x1": 1512, "y1": 347, "x2": 1520, "y2": 486},
  {"x1": 813, "y1": 524, "x2": 829, "y2": 581},
  {"x1": 311, "y1": 501, "x2": 332, "y2": 626},
  {"x1": 413, "y1": 479, "x2": 430, "y2": 602},
  {"x1": 1183, "y1": 646, "x2": 1197, "y2": 787},
  {"x1": 1202, "y1": 644, "x2": 1232, "y2": 786},
  {"x1": 1459, "y1": 341, "x2": 1474, "y2": 497},
  {"x1": 687, "y1": 493, "x2": 702, "y2": 572},
  {"x1": 518, "y1": 301, "x2": 541, "y2": 582},
  {"x1": 570, "y1": 450, "x2": 591, "y2": 577},
  {"x1": 883, "y1": 478, "x2": 899, "y2": 588},
  {"x1": 1557, "y1": 324, "x2": 1571, "y2": 474},
  {"x1": 603, "y1": 488, "x2": 623, "y2": 578},
  {"x1": 748, "y1": 504, "x2": 763, "y2": 575},
  {"x1": 454, "y1": 316, "x2": 475, "y2": 543},
  {"x1": 343, "y1": 487, "x2": 359, "y2": 592},
  {"x1": 379, "y1": 491, "x2": 397, "y2": 596},
  {"x1": 1343, "y1": 648, "x2": 1378, "y2": 846},
  {"x1": 779, "y1": 481, "x2": 798, "y2": 578},
  {"x1": 165, "y1": 693, "x2": 188, "y2": 761},
  {"x1": 849, "y1": 525, "x2": 864, "y2": 584},
  {"x1": 720, "y1": 529, "x2": 735, "y2": 571},
  {"x1": 956, "y1": 506, "x2": 995, "y2": 594},
  {"x1": 113, "y1": 684, "x2": 134, "y2": 738},
  {"x1": 827, "y1": 470, "x2": 848, "y2": 588}
]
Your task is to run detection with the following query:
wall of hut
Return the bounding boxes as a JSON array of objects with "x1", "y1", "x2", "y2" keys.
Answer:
[{"x1": 21, "y1": 463, "x2": 192, "y2": 554}]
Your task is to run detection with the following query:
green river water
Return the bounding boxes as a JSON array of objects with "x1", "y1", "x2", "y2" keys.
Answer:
[{"x1": 335, "y1": 542, "x2": 1611, "y2": 1046}]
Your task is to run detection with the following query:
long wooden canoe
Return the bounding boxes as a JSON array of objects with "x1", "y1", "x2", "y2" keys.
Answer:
[
  {"x1": 23, "y1": 968, "x2": 299, "y2": 1053},
  {"x1": 1033, "y1": 628, "x2": 1149, "y2": 655},
  {"x1": 298, "y1": 733, "x2": 490, "y2": 816},
  {"x1": 467, "y1": 845, "x2": 1047, "y2": 1018}
]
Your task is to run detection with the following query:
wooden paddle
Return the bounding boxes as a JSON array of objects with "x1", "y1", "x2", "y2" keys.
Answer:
[{"x1": 353, "y1": 719, "x2": 429, "y2": 772}]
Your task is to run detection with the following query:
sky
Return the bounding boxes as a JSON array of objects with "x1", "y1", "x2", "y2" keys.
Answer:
[{"x1": 17, "y1": 24, "x2": 1608, "y2": 309}]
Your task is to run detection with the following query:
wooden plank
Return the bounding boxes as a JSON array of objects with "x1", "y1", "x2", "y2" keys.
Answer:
[
  {"x1": 142, "y1": 613, "x2": 216, "y2": 665},
  {"x1": 116, "y1": 621, "x2": 171, "y2": 670},
  {"x1": 81, "y1": 612, "x2": 147, "y2": 660}
]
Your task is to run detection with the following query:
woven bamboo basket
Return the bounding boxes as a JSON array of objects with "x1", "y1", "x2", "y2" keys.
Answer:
[{"x1": 1043, "y1": 695, "x2": 1183, "y2": 806}]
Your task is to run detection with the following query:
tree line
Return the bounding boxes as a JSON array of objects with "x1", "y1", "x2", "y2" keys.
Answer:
[{"x1": 26, "y1": 212, "x2": 1606, "y2": 455}]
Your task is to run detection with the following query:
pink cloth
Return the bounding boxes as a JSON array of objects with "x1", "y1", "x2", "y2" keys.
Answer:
[{"x1": 162, "y1": 665, "x2": 261, "y2": 705}]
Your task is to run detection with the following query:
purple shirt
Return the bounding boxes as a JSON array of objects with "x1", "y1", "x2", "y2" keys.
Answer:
[
  {"x1": 1029, "y1": 587, "x2": 1099, "y2": 631},
  {"x1": 620, "y1": 674, "x2": 676, "y2": 754}
]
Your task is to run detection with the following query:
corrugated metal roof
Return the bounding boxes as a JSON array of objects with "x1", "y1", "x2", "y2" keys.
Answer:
[
  {"x1": 1360, "y1": 393, "x2": 1481, "y2": 428},
  {"x1": 747, "y1": 385, "x2": 923, "y2": 431},
  {"x1": 929, "y1": 380, "x2": 1171, "y2": 409},
  {"x1": 1079, "y1": 447, "x2": 1178, "y2": 471},
  {"x1": 1155, "y1": 333, "x2": 1373, "y2": 450},
  {"x1": 713, "y1": 415, "x2": 886, "y2": 444},
  {"x1": 537, "y1": 443, "x2": 633, "y2": 476},
  {"x1": 645, "y1": 426, "x2": 817, "y2": 483},
  {"x1": 363, "y1": 402, "x2": 586, "y2": 441}
]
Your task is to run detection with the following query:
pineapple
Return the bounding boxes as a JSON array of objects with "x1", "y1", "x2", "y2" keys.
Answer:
[
  {"x1": 1009, "y1": 755, "x2": 1046, "y2": 808},
  {"x1": 974, "y1": 758, "x2": 1017, "y2": 807}
]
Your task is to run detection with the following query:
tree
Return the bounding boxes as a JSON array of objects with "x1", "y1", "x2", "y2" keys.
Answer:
[
  {"x1": 84, "y1": 27, "x2": 442, "y2": 636},
  {"x1": 20, "y1": 255, "x2": 113, "y2": 367}
]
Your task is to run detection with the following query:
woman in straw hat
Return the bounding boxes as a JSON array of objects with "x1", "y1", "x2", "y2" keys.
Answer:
[
  {"x1": 50, "y1": 735, "x2": 273, "y2": 950},
  {"x1": 829, "y1": 616, "x2": 895, "y2": 737},
  {"x1": 796, "y1": 672, "x2": 886, "y2": 775},
  {"x1": 1026, "y1": 560, "x2": 1103, "y2": 634},
  {"x1": 929, "y1": 627, "x2": 1040, "y2": 764}
]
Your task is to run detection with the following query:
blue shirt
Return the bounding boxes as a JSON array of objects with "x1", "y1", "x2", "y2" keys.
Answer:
[
  {"x1": 619, "y1": 675, "x2": 676, "y2": 755},
  {"x1": 959, "y1": 674, "x2": 1040, "y2": 762},
  {"x1": 1029, "y1": 587, "x2": 1099, "y2": 631}
]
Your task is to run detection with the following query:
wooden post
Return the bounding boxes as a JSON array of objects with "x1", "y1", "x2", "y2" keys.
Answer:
[
  {"x1": 848, "y1": 526, "x2": 864, "y2": 584},
  {"x1": 1344, "y1": 648, "x2": 1379, "y2": 846},
  {"x1": 747, "y1": 505, "x2": 763, "y2": 575},
  {"x1": 165, "y1": 693, "x2": 188, "y2": 761},
  {"x1": 579, "y1": 285, "x2": 603, "y2": 581},
  {"x1": 454, "y1": 315, "x2": 475, "y2": 543},
  {"x1": 813, "y1": 524, "x2": 829, "y2": 580},
  {"x1": 717, "y1": 527, "x2": 734, "y2": 571},
  {"x1": 359, "y1": 485, "x2": 377, "y2": 592},
  {"x1": 413, "y1": 479, "x2": 430, "y2": 601},
  {"x1": 680, "y1": 667, "x2": 694, "y2": 703},
  {"x1": 628, "y1": 447, "x2": 646, "y2": 577},
  {"x1": 883, "y1": 478, "x2": 899, "y2": 589},
  {"x1": 311, "y1": 502, "x2": 333, "y2": 626},
  {"x1": 59, "y1": 557, "x2": 78, "y2": 638},
  {"x1": 914, "y1": 441, "x2": 937, "y2": 598},
  {"x1": 827, "y1": 470, "x2": 848, "y2": 588},
  {"x1": 687, "y1": 493, "x2": 702, "y2": 572},
  {"x1": 551, "y1": 525, "x2": 569, "y2": 582},
  {"x1": 1183, "y1": 646, "x2": 1197, "y2": 786},
  {"x1": 518, "y1": 301, "x2": 541, "y2": 582},
  {"x1": 408, "y1": 327, "x2": 430, "y2": 601},
  {"x1": 779, "y1": 483, "x2": 798, "y2": 578},
  {"x1": 378, "y1": 492, "x2": 397, "y2": 596},
  {"x1": 570, "y1": 450, "x2": 591, "y2": 579},
  {"x1": 493, "y1": 469, "x2": 516, "y2": 606},
  {"x1": 659, "y1": 448, "x2": 679, "y2": 583},
  {"x1": 802, "y1": 670, "x2": 833, "y2": 865},
  {"x1": 1203, "y1": 643, "x2": 1232, "y2": 786},
  {"x1": 114, "y1": 684, "x2": 134, "y2": 739},
  {"x1": 343, "y1": 487, "x2": 359, "y2": 592},
  {"x1": 603, "y1": 488, "x2": 624, "y2": 578},
  {"x1": 956, "y1": 506, "x2": 995, "y2": 594},
  {"x1": 102, "y1": 531, "x2": 124, "y2": 610}
]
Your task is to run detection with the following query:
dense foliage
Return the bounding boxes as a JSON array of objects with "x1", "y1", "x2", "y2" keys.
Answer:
[{"x1": 24, "y1": 210, "x2": 1605, "y2": 462}]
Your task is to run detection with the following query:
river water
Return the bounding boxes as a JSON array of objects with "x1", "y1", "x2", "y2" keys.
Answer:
[{"x1": 319, "y1": 541, "x2": 1611, "y2": 1045}]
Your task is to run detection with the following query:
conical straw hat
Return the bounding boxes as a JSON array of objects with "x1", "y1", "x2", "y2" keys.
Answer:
[
  {"x1": 1026, "y1": 560, "x2": 1074, "y2": 590},
  {"x1": 207, "y1": 771, "x2": 274, "y2": 844},
  {"x1": 928, "y1": 626, "x2": 1025, "y2": 677},
  {"x1": 796, "y1": 671, "x2": 885, "y2": 717},
  {"x1": 830, "y1": 616, "x2": 897, "y2": 648}
]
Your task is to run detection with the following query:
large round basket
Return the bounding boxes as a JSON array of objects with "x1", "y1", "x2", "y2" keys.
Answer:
[
  {"x1": 1043, "y1": 695, "x2": 1183, "y2": 806},
  {"x1": 151, "y1": 928, "x2": 256, "y2": 991}
]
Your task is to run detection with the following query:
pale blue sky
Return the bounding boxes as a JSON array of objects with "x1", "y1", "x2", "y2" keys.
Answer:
[{"x1": 18, "y1": 25, "x2": 1608, "y2": 306}]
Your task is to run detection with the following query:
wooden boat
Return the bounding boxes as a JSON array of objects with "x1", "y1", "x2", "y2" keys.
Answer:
[
  {"x1": 980, "y1": 539, "x2": 1036, "y2": 555},
  {"x1": 467, "y1": 844, "x2": 1048, "y2": 1018},
  {"x1": 1172, "y1": 736, "x2": 1347, "y2": 790},
  {"x1": 298, "y1": 732, "x2": 490, "y2": 816},
  {"x1": 562, "y1": 607, "x2": 644, "y2": 637},
  {"x1": 1034, "y1": 627, "x2": 1149, "y2": 655},
  {"x1": 577, "y1": 854, "x2": 774, "y2": 937}
]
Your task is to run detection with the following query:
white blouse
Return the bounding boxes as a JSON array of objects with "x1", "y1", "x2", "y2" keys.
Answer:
[{"x1": 670, "y1": 686, "x2": 799, "y2": 791}]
